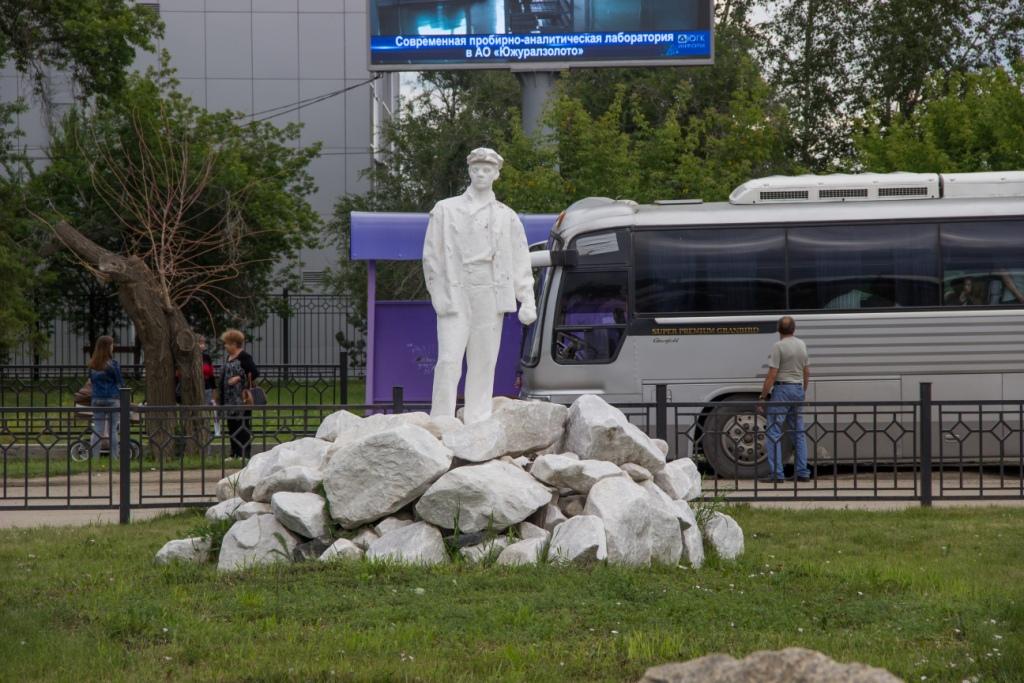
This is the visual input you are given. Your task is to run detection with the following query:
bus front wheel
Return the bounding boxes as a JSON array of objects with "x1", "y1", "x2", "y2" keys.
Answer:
[{"x1": 704, "y1": 395, "x2": 771, "y2": 479}]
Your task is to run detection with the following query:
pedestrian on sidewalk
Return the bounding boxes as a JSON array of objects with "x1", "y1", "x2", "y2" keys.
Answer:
[
  {"x1": 758, "y1": 316, "x2": 812, "y2": 484},
  {"x1": 87, "y1": 335, "x2": 125, "y2": 458}
]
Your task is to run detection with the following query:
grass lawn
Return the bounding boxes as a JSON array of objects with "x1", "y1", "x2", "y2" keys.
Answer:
[{"x1": 1, "y1": 506, "x2": 1021, "y2": 682}]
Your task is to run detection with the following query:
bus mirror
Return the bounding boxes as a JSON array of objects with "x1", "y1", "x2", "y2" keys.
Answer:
[{"x1": 530, "y1": 250, "x2": 578, "y2": 268}]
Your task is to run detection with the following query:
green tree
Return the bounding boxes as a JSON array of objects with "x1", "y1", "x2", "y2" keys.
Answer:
[
  {"x1": 0, "y1": 0, "x2": 161, "y2": 358},
  {"x1": 37, "y1": 63, "x2": 321, "y2": 417},
  {"x1": 856, "y1": 63, "x2": 1024, "y2": 173}
]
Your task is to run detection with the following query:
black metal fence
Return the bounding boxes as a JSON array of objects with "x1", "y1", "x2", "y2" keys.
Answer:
[
  {"x1": 4, "y1": 293, "x2": 365, "y2": 373},
  {"x1": 0, "y1": 358, "x2": 356, "y2": 407},
  {"x1": 2, "y1": 384, "x2": 1021, "y2": 519}
]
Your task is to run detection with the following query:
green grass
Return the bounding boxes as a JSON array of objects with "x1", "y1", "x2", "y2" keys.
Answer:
[{"x1": 1, "y1": 507, "x2": 1021, "y2": 682}]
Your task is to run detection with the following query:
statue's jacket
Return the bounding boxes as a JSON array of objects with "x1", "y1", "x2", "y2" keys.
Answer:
[{"x1": 423, "y1": 191, "x2": 535, "y2": 317}]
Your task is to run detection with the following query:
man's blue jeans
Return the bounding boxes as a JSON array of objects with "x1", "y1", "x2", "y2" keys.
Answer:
[{"x1": 765, "y1": 383, "x2": 810, "y2": 479}]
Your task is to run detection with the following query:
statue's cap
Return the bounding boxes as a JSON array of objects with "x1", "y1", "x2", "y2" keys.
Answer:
[{"x1": 466, "y1": 147, "x2": 503, "y2": 169}]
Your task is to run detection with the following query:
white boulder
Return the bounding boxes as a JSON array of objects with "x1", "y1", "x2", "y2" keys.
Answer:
[
  {"x1": 542, "y1": 503, "x2": 567, "y2": 532},
  {"x1": 529, "y1": 453, "x2": 579, "y2": 486},
  {"x1": 350, "y1": 528, "x2": 380, "y2": 550},
  {"x1": 271, "y1": 491, "x2": 329, "y2": 539},
  {"x1": 496, "y1": 537, "x2": 547, "y2": 566},
  {"x1": 621, "y1": 463, "x2": 653, "y2": 482},
  {"x1": 205, "y1": 497, "x2": 243, "y2": 522},
  {"x1": 253, "y1": 465, "x2": 323, "y2": 503},
  {"x1": 316, "y1": 409, "x2": 363, "y2": 442},
  {"x1": 235, "y1": 449, "x2": 282, "y2": 501},
  {"x1": 654, "y1": 458, "x2": 702, "y2": 501},
  {"x1": 234, "y1": 501, "x2": 272, "y2": 520},
  {"x1": 374, "y1": 515, "x2": 414, "y2": 536},
  {"x1": 703, "y1": 512, "x2": 744, "y2": 560},
  {"x1": 319, "y1": 538, "x2": 364, "y2": 562},
  {"x1": 416, "y1": 460, "x2": 552, "y2": 532},
  {"x1": 675, "y1": 501, "x2": 704, "y2": 568},
  {"x1": 215, "y1": 472, "x2": 241, "y2": 501},
  {"x1": 517, "y1": 521, "x2": 550, "y2": 541},
  {"x1": 652, "y1": 438, "x2": 670, "y2": 456},
  {"x1": 442, "y1": 418, "x2": 506, "y2": 463},
  {"x1": 323, "y1": 424, "x2": 453, "y2": 528},
  {"x1": 583, "y1": 476, "x2": 682, "y2": 566},
  {"x1": 460, "y1": 536, "x2": 511, "y2": 563},
  {"x1": 330, "y1": 411, "x2": 443, "y2": 446},
  {"x1": 366, "y1": 522, "x2": 448, "y2": 565},
  {"x1": 217, "y1": 515, "x2": 301, "y2": 572},
  {"x1": 155, "y1": 537, "x2": 211, "y2": 565},
  {"x1": 548, "y1": 515, "x2": 607, "y2": 564},
  {"x1": 564, "y1": 395, "x2": 666, "y2": 473},
  {"x1": 492, "y1": 400, "x2": 568, "y2": 454},
  {"x1": 268, "y1": 438, "x2": 333, "y2": 473}
]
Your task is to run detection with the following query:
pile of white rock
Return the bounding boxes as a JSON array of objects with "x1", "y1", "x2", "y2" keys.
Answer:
[{"x1": 155, "y1": 394, "x2": 744, "y2": 572}]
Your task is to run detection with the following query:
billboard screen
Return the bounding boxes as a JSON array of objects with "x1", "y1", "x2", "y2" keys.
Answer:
[{"x1": 368, "y1": 1, "x2": 714, "y2": 71}]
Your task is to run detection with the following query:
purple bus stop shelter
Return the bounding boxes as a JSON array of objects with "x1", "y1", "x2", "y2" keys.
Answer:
[{"x1": 350, "y1": 211, "x2": 557, "y2": 405}]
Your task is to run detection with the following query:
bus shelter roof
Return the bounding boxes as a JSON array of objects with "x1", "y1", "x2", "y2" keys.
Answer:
[{"x1": 350, "y1": 211, "x2": 559, "y2": 260}]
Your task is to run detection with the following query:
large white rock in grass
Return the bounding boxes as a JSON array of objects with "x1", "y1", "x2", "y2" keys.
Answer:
[
  {"x1": 584, "y1": 476, "x2": 682, "y2": 566},
  {"x1": 638, "y1": 648, "x2": 904, "y2": 683},
  {"x1": 442, "y1": 418, "x2": 506, "y2": 463},
  {"x1": 548, "y1": 515, "x2": 607, "y2": 564},
  {"x1": 460, "y1": 536, "x2": 511, "y2": 563},
  {"x1": 517, "y1": 521, "x2": 550, "y2": 541},
  {"x1": 415, "y1": 460, "x2": 552, "y2": 533},
  {"x1": 492, "y1": 400, "x2": 569, "y2": 455},
  {"x1": 316, "y1": 409, "x2": 363, "y2": 442},
  {"x1": 350, "y1": 528, "x2": 379, "y2": 550},
  {"x1": 217, "y1": 514, "x2": 301, "y2": 572},
  {"x1": 366, "y1": 521, "x2": 448, "y2": 565},
  {"x1": 234, "y1": 501, "x2": 272, "y2": 520},
  {"x1": 216, "y1": 472, "x2": 242, "y2": 501},
  {"x1": 564, "y1": 394, "x2": 666, "y2": 473},
  {"x1": 375, "y1": 515, "x2": 414, "y2": 536},
  {"x1": 561, "y1": 459, "x2": 624, "y2": 494},
  {"x1": 319, "y1": 538, "x2": 364, "y2": 562},
  {"x1": 676, "y1": 501, "x2": 704, "y2": 568},
  {"x1": 323, "y1": 424, "x2": 453, "y2": 529},
  {"x1": 253, "y1": 466, "x2": 323, "y2": 503},
  {"x1": 496, "y1": 537, "x2": 547, "y2": 566},
  {"x1": 155, "y1": 537, "x2": 211, "y2": 565},
  {"x1": 271, "y1": 491, "x2": 328, "y2": 539},
  {"x1": 703, "y1": 512, "x2": 744, "y2": 560},
  {"x1": 206, "y1": 497, "x2": 243, "y2": 522},
  {"x1": 654, "y1": 458, "x2": 702, "y2": 501},
  {"x1": 541, "y1": 503, "x2": 567, "y2": 532}
]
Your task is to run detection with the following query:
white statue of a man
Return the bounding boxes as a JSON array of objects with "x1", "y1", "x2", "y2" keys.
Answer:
[{"x1": 423, "y1": 147, "x2": 537, "y2": 424}]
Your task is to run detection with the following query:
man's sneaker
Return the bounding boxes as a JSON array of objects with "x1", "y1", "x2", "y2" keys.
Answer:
[{"x1": 797, "y1": 476, "x2": 812, "y2": 482}]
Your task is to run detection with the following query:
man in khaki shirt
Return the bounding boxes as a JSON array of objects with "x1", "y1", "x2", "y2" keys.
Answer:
[{"x1": 758, "y1": 316, "x2": 811, "y2": 483}]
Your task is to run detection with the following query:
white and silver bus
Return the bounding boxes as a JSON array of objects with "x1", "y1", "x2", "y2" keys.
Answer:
[{"x1": 520, "y1": 171, "x2": 1024, "y2": 477}]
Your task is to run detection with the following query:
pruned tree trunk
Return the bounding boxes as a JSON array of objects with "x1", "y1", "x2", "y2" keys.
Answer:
[{"x1": 53, "y1": 221, "x2": 207, "y2": 457}]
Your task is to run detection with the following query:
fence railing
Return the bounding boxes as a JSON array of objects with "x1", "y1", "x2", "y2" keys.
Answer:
[
  {"x1": 2, "y1": 384, "x2": 1021, "y2": 520},
  {"x1": 0, "y1": 356, "x2": 357, "y2": 407}
]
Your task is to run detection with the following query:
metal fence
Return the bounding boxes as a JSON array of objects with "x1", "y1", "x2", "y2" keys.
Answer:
[
  {"x1": 4, "y1": 293, "x2": 365, "y2": 373},
  {"x1": 2, "y1": 384, "x2": 1021, "y2": 519},
  {"x1": 0, "y1": 359, "x2": 356, "y2": 407}
]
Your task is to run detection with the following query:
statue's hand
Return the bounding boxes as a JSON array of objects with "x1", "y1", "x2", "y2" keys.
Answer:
[{"x1": 518, "y1": 302, "x2": 537, "y2": 326}]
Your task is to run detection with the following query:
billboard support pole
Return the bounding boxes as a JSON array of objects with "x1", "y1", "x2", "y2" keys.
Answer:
[{"x1": 516, "y1": 71, "x2": 558, "y2": 137}]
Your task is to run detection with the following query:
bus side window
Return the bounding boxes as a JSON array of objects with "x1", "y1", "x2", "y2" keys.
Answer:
[
  {"x1": 942, "y1": 221, "x2": 1024, "y2": 306},
  {"x1": 553, "y1": 270, "x2": 628, "y2": 363}
]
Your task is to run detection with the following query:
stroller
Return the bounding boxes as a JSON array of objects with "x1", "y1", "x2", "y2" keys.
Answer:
[{"x1": 70, "y1": 381, "x2": 141, "y2": 462}]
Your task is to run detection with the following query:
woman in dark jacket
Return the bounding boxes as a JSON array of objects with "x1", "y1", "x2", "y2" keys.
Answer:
[
  {"x1": 88, "y1": 336, "x2": 125, "y2": 458},
  {"x1": 219, "y1": 328, "x2": 259, "y2": 461}
]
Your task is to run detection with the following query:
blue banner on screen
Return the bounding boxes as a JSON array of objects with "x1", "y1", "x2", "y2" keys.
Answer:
[{"x1": 368, "y1": 1, "x2": 714, "y2": 70}]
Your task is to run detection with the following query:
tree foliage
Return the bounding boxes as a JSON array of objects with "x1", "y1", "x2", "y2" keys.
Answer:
[{"x1": 856, "y1": 63, "x2": 1024, "y2": 173}]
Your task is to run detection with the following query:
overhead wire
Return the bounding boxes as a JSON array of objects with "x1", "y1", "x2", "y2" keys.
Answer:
[{"x1": 251, "y1": 74, "x2": 382, "y2": 122}]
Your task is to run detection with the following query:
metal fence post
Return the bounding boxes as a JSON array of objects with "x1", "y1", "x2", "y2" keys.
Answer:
[
  {"x1": 655, "y1": 384, "x2": 667, "y2": 442},
  {"x1": 118, "y1": 387, "x2": 132, "y2": 524},
  {"x1": 281, "y1": 288, "x2": 290, "y2": 383},
  {"x1": 919, "y1": 382, "x2": 932, "y2": 508},
  {"x1": 339, "y1": 350, "x2": 349, "y2": 405},
  {"x1": 392, "y1": 386, "x2": 404, "y2": 414}
]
